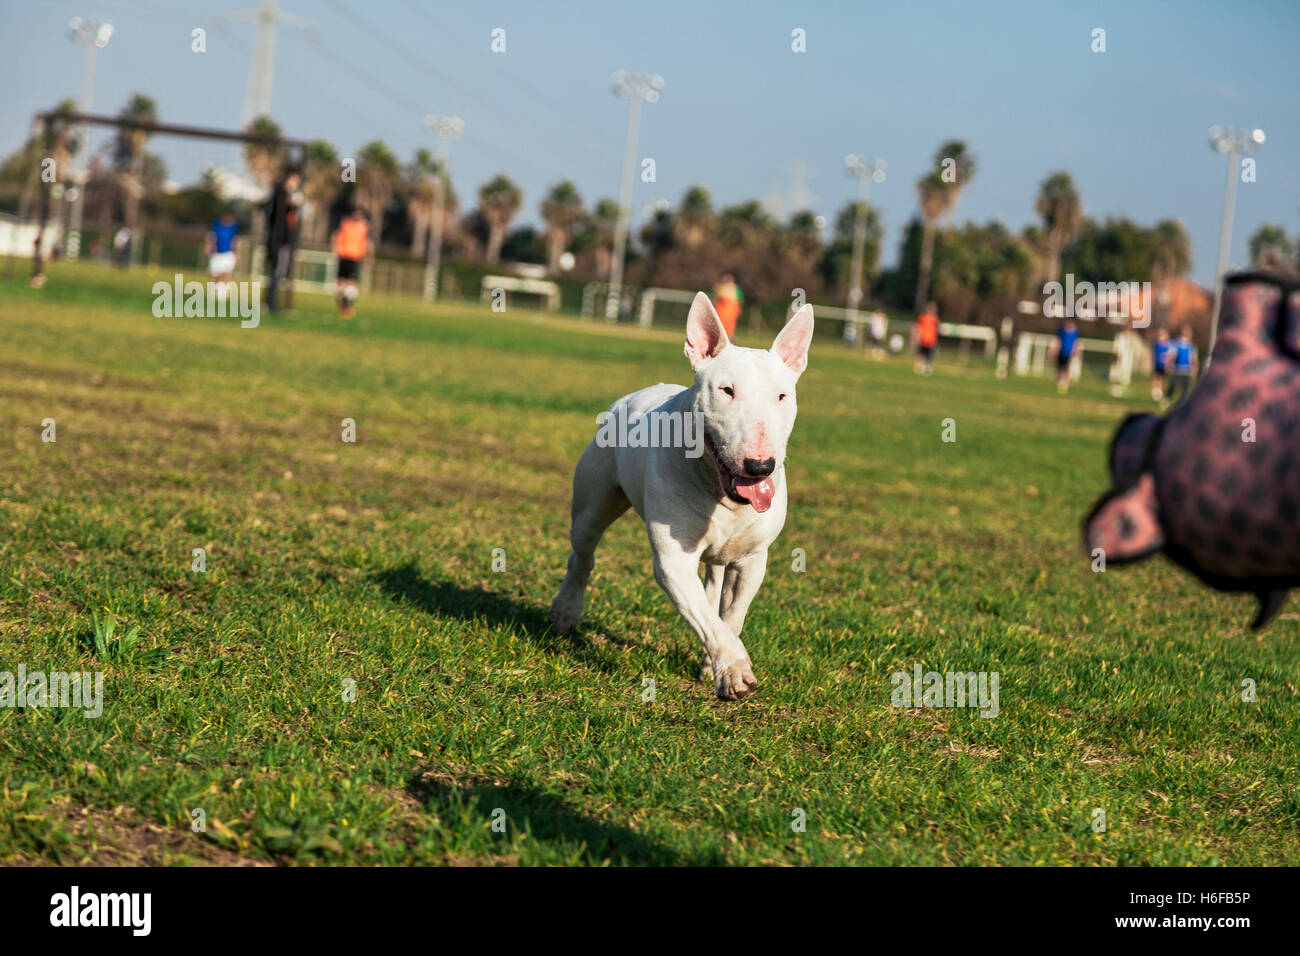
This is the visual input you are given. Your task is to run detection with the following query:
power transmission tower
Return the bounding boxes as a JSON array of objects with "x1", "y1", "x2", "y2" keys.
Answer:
[{"x1": 231, "y1": 0, "x2": 313, "y2": 128}]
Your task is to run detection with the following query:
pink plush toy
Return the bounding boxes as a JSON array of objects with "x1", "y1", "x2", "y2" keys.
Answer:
[{"x1": 1084, "y1": 272, "x2": 1300, "y2": 628}]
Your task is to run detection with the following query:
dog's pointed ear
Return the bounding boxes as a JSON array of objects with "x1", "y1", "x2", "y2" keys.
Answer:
[
  {"x1": 772, "y1": 304, "x2": 814, "y2": 378},
  {"x1": 685, "y1": 292, "x2": 729, "y2": 369}
]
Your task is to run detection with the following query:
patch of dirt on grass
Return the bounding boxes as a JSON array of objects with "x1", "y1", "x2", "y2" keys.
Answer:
[
  {"x1": 0, "y1": 360, "x2": 174, "y2": 394},
  {"x1": 1079, "y1": 745, "x2": 1133, "y2": 768},
  {"x1": 945, "y1": 741, "x2": 1001, "y2": 760},
  {"x1": 407, "y1": 764, "x2": 513, "y2": 797},
  {"x1": 10, "y1": 800, "x2": 270, "y2": 866}
]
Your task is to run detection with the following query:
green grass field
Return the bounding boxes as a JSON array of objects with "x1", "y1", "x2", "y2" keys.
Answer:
[{"x1": 1, "y1": 262, "x2": 1296, "y2": 865}]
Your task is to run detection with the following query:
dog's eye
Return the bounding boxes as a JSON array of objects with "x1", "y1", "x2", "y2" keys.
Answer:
[
  {"x1": 720, "y1": 386, "x2": 735, "y2": 398},
  {"x1": 778, "y1": 393, "x2": 787, "y2": 402}
]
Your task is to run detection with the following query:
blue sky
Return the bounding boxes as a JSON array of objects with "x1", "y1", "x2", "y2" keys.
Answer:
[{"x1": 3, "y1": 0, "x2": 1297, "y2": 286}]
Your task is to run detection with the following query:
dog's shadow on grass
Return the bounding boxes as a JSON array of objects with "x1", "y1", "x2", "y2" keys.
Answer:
[
  {"x1": 373, "y1": 563, "x2": 665, "y2": 674},
  {"x1": 406, "y1": 771, "x2": 723, "y2": 866}
]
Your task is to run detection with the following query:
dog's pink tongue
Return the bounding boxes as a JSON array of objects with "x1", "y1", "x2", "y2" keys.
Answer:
[{"x1": 733, "y1": 476, "x2": 776, "y2": 513}]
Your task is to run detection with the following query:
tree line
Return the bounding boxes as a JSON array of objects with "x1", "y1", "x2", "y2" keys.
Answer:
[{"x1": 4, "y1": 96, "x2": 1299, "y2": 327}]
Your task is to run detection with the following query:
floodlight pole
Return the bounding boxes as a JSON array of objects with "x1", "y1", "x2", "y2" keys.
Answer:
[
  {"x1": 65, "y1": 18, "x2": 113, "y2": 261},
  {"x1": 423, "y1": 115, "x2": 464, "y2": 301},
  {"x1": 844, "y1": 154, "x2": 886, "y2": 322},
  {"x1": 1207, "y1": 125, "x2": 1264, "y2": 353},
  {"x1": 606, "y1": 72, "x2": 662, "y2": 321}
]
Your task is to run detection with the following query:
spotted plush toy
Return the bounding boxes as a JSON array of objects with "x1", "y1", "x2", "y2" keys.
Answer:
[{"x1": 1084, "y1": 271, "x2": 1300, "y2": 628}]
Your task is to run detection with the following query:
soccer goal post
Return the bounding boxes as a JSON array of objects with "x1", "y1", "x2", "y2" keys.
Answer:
[{"x1": 26, "y1": 107, "x2": 307, "y2": 284}]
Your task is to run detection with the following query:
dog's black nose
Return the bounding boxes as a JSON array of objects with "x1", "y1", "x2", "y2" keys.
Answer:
[{"x1": 743, "y1": 457, "x2": 776, "y2": 477}]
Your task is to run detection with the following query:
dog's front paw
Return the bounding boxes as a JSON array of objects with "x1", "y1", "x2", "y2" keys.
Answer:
[{"x1": 714, "y1": 657, "x2": 757, "y2": 700}]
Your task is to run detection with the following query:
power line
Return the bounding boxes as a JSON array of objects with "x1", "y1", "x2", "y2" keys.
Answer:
[
  {"x1": 222, "y1": 14, "x2": 561, "y2": 191},
  {"x1": 210, "y1": 19, "x2": 383, "y2": 135},
  {"x1": 394, "y1": 0, "x2": 614, "y2": 156},
  {"x1": 319, "y1": 0, "x2": 606, "y2": 181}
]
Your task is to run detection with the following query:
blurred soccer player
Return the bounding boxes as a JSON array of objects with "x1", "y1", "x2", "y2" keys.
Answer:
[
  {"x1": 207, "y1": 209, "x2": 238, "y2": 287},
  {"x1": 713, "y1": 272, "x2": 743, "y2": 337},
  {"x1": 1166, "y1": 325, "x2": 1199, "y2": 405},
  {"x1": 331, "y1": 207, "x2": 371, "y2": 319},
  {"x1": 1150, "y1": 327, "x2": 1172, "y2": 402},
  {"x1": 263, "y1": 166, "x2": 303, "y2": 314},
  {"x1": 1051, "y1": 317, "x2": 1080, "y2": 393},
  {"x1": 913, "y1": 302, "x2": 939, "y2": 374}
]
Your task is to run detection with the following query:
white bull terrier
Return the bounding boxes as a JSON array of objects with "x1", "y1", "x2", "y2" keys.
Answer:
[{"x1": 550, "y1": 292, "x2": 813, "y2": 700}]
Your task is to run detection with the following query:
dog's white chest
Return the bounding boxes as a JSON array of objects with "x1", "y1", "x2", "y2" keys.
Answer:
[{"x1": 698, "y1": 484, "x2": 786, "y2": 566}]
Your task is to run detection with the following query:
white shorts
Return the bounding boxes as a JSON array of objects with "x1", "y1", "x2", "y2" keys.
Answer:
[{"x1": 209, "y1": 251, "x2": 236, "y2": 275}]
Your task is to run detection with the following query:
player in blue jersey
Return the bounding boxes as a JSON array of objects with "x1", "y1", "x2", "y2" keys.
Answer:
[
  {"x1": 1150, "y1": 327, "x2": 1172, "y2": 402},
  {"x1": 1166, "y1": 325, "x2": 1199, "y2": 405},
  {"x1": 207, "y1": 210, "x2": 239, "y2": 286},
  {"x1": 1051, "y1": 318, "x2": 1080, "y2": 393}
]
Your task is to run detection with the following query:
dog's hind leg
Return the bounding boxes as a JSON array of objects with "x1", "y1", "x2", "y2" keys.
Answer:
[{"x1": 549, "y1": 441, "x2": 630, "y2": 635}]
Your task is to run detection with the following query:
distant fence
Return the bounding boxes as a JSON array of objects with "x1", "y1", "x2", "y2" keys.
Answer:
[
  {"x1": 581, "y1": 281, "x2": 642, "y2": 322},
  {"x1": 480, "y1": 274, "x2": 562, "y2": 311}
]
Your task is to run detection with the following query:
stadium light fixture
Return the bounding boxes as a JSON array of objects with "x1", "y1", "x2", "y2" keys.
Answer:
[{"x1": 605, "y1": 72, "x2": 664, "y2": 321}]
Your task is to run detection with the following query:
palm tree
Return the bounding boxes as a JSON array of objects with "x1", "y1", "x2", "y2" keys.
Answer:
[
  {"x1": 478, "y1": 174, "x2": 522, "y2": 264},
  {"x1": 50, "y1": 99, "x2": 79, "y2": 185},
  {"x1": 914, "y1": 139, "x2": 976, "y2": 312},
  {"x1": 242, "y1": 115, "x2": 284, "y2": 254},
  {"x1": 433, "y1": 181, "x2": 461, "y2": 259},
  {"x1": 1150, "y1": 219, "x2": 1192, "y2": 282},
  {"x1": 1149, "y1": 219, "x2": 1192, "y2": 329},
  {"x1": 540, "y1": 180, "x2": 584, "y2": 272},
  {"x1": 1034, "y1": 171, "x2": 1082, "y2": 283},
  {"x1": 718, "y1": 200, "x2": 773, "y2": 249},
  {"x1": 112, "y1": 93, "x2": 158, "y2": 240},
  {"x1": 47, "y1": 99, "x2": 81, "y2": 229},
  {"x1": 1248, "y1": 224, "x2": 1296, "y2": 271},
  {"x1": 824, "y1": 200, "x2": 882, "y2": 295},
  {"x1": 718, "y1": 202, "x2": 778, "y2": 324},
  {"x1": 302, "y1": 139, "x2": 339, "y2": 244},
  {"x1": 674, "y1": 186, "x2": 714, "y2": 247},
  {"x1": 405, "y1": 148, "x2": 438, "y2": 259},
  {"x1": 780, "y1": 209, "x2": 827, "y2": 297},
  {"x1": 588, "y1": 198, "x2": 620, "y2": 275},
  {"x1": 355, "y1": 140, "x2": 401, "y2": 251},
  {"x1": 242, "y1": 115, "x2": 285, "y2": 193}
]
